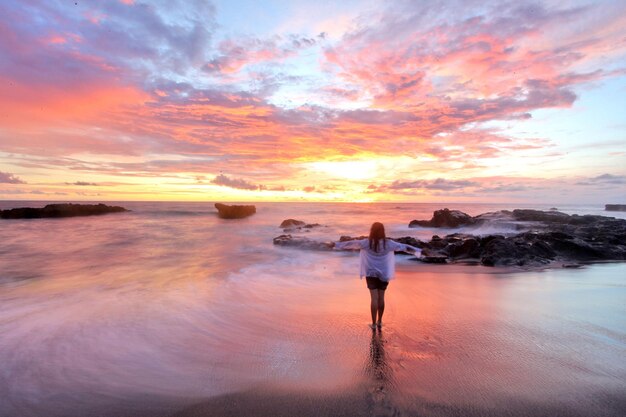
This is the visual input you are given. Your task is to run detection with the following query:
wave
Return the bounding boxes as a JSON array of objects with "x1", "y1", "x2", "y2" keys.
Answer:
[
  {"x1": 460, "y1": 222, "x2": 529, "y2": 236},
  {"x1": 138, "y1": 210, "x2": 217, "y2": 217}
]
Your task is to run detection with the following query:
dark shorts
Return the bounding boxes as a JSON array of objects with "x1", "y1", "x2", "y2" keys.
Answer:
[{"x1": 366, "y1": 276, "x2": 389, "y2": 290}]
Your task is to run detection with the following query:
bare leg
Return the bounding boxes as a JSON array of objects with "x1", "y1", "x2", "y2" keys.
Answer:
[
  {"x1": 377, "y1": 290, "x2": 386, "y2": 326},
  {"x1": 369, "y1": 289, "x2": 379, "y2": 326}
]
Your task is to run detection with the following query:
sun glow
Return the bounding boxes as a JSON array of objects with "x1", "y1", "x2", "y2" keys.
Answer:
[
  {"x1": 304, "y1": 159, "x2": 381, "y2": 180},
  {"x1": 0, "y1": 1, "x2": 625, "y2": 203}
]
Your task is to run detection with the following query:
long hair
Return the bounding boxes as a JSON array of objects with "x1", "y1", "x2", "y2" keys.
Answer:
[{"x1": 369, "y1": 222, "x2": 386, "y2": 252}]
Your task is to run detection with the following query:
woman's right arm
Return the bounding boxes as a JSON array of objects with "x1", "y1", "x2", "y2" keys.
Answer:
[{"x1": 334, "y1": 239, "x2": 366, "y2": 250}]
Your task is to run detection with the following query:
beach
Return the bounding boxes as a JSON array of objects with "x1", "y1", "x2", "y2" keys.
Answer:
[{"x1": 1, "y1": 202, "x2": 625, "y2": 416}]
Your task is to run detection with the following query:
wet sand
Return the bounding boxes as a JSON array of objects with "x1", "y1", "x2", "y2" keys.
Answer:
[
  {"x1": 167, "y1": 263, "x2": 626, "y2": 417},
  {"x1": 2, "y1": 261, "x2": 625, "y2": 417}
]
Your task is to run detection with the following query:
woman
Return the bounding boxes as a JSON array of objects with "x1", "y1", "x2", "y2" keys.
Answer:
[{"x1": 334, "y1": 222, "x2": 421, "y2": 328}]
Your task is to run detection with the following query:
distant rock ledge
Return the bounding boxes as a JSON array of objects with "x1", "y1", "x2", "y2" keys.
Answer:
[
  {"x1": 214, "y1": 203, "x2": 256, "y2": 219},
  {"x1": 0, "y1": 203, "x2": 128, "y2": 219},
  {"x1": 606, "y1": 204, "x2": 626, "y2": 212}
]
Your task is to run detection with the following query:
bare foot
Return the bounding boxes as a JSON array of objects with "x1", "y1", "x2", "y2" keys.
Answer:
[{"x1": 376, "y1": 322, "x2": 383, "y2": 328}]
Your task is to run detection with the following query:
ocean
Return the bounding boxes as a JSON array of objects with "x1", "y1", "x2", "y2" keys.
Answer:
[{"x1": 1, "y1": 201, "x2": 625, "y2": 417}]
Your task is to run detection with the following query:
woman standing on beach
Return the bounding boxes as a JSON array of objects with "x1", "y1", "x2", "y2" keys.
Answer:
[{"x1": 334, "y1": 222, "x2": 421, "y2": 329}]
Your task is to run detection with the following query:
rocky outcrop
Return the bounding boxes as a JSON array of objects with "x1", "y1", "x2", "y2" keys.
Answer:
[
  {"x1": 606, "y1": 204, "x2": 626, "y2": 212},
  {"x1": 409, "y1": 208, "x2": 476, "y2": 228},
  {"x1": 510, "y1": 209, "x2": 573, "y2": 223},
  {"x1": 0, "y1": 203, "x2": 128, "y2": 219},
  {"x1": 272, "y1": 235, "x2": 335, "y2": 251},
  {"x1": 279, "y1": 219, "x2": 322, "y2": 232},
  {"x1": 280, "y1": 219, "x2": 305, "y2": 228},
  {"x1": 415, "y1": 210, "x2": 626, "y2": 266},
  {"x1": 214, "y1": 203, "x2": 256, "y2": 219},
  {"x1": 275, "y1": 209, "x2": 626, "y2": 269}
]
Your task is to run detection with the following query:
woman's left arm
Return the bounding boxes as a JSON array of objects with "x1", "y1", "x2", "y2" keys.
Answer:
[{"x1": 389, "y1": 240, "x2": 422, "y2": 256}]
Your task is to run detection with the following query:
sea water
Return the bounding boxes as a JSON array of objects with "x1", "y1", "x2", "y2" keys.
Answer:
[{"x1": 1, "y1": 201, "x2": 625, "y2": 416}]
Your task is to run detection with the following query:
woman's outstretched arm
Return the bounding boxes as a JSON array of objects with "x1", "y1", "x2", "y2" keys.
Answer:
[
  {"x1": 334, "y1": 239, "x2": 367, "y2": 251},
  {"x1": 388, "y1": 240, "x2": 422, "y2": 256}
]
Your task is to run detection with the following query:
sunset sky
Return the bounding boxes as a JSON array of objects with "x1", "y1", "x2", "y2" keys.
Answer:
[{"x1": 0, "y1": 0, "x2": 625, "y2": 203}]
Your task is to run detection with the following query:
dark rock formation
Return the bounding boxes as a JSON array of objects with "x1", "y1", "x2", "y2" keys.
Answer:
[
  {"x1": 510, "y1": 209, "x2": 572, "y2": 223},
  {"x1": 275, "y1": 209, "x2": 626, "y2": 269},
  {"x1": 429, "y1": 210, "x2": 626, "y2": 266},
  {"x1": 446, "y1": 237, "x2": 481, "y2": 259},
  {"x1": 606, "y1": 204, "x2": 626, "y2": 212},
  {"x1": 279, "y1": 218, "x2": 322, "y2": 232},
  {"x1": 339, "y1": 235, "x2": 366, "y2": 242},
  {"x1": 280, "y1": 219, "x2": 305, "y2": 228},
  {"x1": 421, "y1": 255, "x2": 449, "y2": 264},
  {"x1": 0, "y1": 203, "x2": 128, "y2": 219},
  {"x1": 409, "y1": 208, "x2": 476, "y2": 228},
  {"x1": 272, "y1": 235, "x2": 334, "y2": 251},
  {"x1": 214, "y1": 203, "x2": 256, "y2": 219}
]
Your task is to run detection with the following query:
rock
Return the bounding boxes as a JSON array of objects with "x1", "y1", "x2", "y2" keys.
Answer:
[
  {"x1": 546, "y1": 237, "x2": 604, "y2": 260},
  {"x1": 478, "y1": 235, "x2": 505, "y2": 246},
  {"x1": 273, "y1": 209, "x2": 626, "y2": 269},
  {"x1": 339, "y1": 235, "x2": 366, "y2": 242},
  {"x1": 0, "y1": 203, "x2": 128, "y2": 219},
  {"x1": 511, "y1": 209, "x2": 571, "y2": 223},
  {"x1": 279, "y1": 218, "x2": 322, "y2": 232},
  {"x1": 429, "y1": 237, "x2": 449, "y2": 250},
  {"x1": 394, "y1": 236, "x2": 425, "y2": 248},
  {"x1": 530, "y1": 240, "x2": 557, "y2": 259},
  {"x1": 409, "y1": 208, "x2": 476, "y2": 228},
  {"x1": 606, "y1": 204, "x2": 626, "y2": 211},
  {"x1": 214, "y1": 203, "x2": 256, "y2": 219},
  {"x1": 280, "y1": 219, "x2": 305, "y2": 228},
  {"x1": 480, "y1": 237, "x2": 536, "y2": 267},
  {"x1": 445, "y1": 238, "x2": 480, "y2": 259},
  {"x1": 272, "y1": 234, "x2": 334, "y2": 251},
  {"x1": 420, "y1": 255, "x2": 448, "y2": 264}
]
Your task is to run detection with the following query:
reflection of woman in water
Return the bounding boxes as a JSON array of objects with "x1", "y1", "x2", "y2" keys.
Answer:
[
  {"x1": 365, "y1": 328, "x2": 402, "y2": 416},
  {"x1": 334, "y1": 222, "x2": 421, "y2": 328},
  {"x1": 367, "y1": 328, "x2": 390, "y2": 383}
]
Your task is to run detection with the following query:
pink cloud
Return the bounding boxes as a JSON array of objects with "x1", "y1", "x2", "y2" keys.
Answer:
[
  {"x1": 0, "y1": 171, "x2": 25, "y2": 184},
  {"x1": 203, "y1": 35, "x2": 318, "y2": 75},
  {"x1": 0, "y1": 1, "x2": 624, "y2": 201},
  {"x1": 323, "y1": 1, "x2": 623, "y2": 115}
]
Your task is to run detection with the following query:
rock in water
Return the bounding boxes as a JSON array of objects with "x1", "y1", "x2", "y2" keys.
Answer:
[
  {"x1": 409, "y1": 208, "x2": 475, "y2": 228},
  {"x1": 272, "y1": 235, "x2": 334, "y2": 251},
  {"x1": 274, "y1": 209, "x2": 626, "y2": 269},
  {"x1": 280, "y1": 219, "x2": 306, "y2": 228},
  {"x1": 279, "y1": 218, "x2": 322, "y2": 232},
  {"x1": 214, "y1": 203, "x2": 256, "y2": 219},
  {"x1": 606, "y1": 204, "x2": 626, "y2": 212},
  {"x1": 0, "y1": 203, "x2": 128, "y2": 219},
  {"x1": 511, "y1": 209, "x2": 571, "y2": 223}
]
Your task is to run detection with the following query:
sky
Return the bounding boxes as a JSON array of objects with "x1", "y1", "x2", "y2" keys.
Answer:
[{"x1": 0, "y1": 0, "x2": 625, "y2": 203}]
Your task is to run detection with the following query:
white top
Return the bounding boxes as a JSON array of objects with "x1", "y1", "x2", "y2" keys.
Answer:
[{"x1": 334, "y1": 238, "x2": 421, "y2": 281}]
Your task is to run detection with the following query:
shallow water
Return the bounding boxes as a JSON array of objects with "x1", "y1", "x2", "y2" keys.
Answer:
[{"x1": 0, "y1": 201, "x2": 625, "y2": 416}]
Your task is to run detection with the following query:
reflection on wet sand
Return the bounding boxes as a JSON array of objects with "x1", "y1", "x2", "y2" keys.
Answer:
[{"x1": 364, "y1": 328, "x2": 399, "y2": 417}]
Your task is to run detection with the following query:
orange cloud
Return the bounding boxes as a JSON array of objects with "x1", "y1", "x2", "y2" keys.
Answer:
[
  {"x1": 0, "y1": 78, "x2": 148, "y2": 129},
  {"x1": 1, "y1": 1, "x2": 624, "y2": 202}
]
